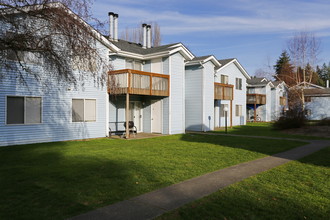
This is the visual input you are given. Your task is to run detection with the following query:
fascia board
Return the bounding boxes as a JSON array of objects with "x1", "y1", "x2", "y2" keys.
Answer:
[{"x1": 217, "y1": 59, "x2": 251, "y2": 79}]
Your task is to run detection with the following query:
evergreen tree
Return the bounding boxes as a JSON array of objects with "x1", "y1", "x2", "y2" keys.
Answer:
[
  {"x1": 274, "y1": 50, "x2": 291, "y2": 75},
  {"x1": 273, "y1": 50, "x2": 295, "y2": 86},
  {"x1": 317, "y1": 62, "x2": 330, "y2": 86}
]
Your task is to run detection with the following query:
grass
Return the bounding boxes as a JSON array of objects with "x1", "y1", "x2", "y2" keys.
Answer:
[
  {"x1": 213, "y1": 122, "x2": 329, "y2": 139},
  {"x1": 157, "y1": 147, "x2": 330, "y2": 220},
  {"x1": 0, "y1": 134, "x2": 305, "y2": 219}
]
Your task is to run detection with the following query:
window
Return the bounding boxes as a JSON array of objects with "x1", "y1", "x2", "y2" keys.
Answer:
[
  {"x1": 221, "y1": 75, "x2": 228, "y2": 84},
  {"x1": 220, "y1": 104, "x2": 229, "y2": 117},
  {"x1": 6, "y1": 96, "x2": 42, "y2": 124},
  {"x1": 236, "y1": 78, "x2": 242, "y2": 90},
  {"x1": 126, "y1": 59, "x2": 143, "y2": 71},
  {"x1": 235, "y1": 105, "x2": 242, "y2": 116},
  {"x1": 72, "y1": 99, "x2": 96, "y2": 122}
]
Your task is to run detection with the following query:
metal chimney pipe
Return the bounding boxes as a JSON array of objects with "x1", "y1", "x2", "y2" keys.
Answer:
[
  {"x1": 146, "y1": 24, "x2": 151, "y2": 48},
  {"x1": 108, "y1": 12, "x2": 114, "y2": 40},
  {"x1": 142, "y1": 23, "x2": 147, "y2": 49},
  {"x1": 114, "y1": 14, "x2": 119, "y2": 42}
]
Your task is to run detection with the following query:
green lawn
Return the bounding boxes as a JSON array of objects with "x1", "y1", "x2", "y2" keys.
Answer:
[
  {"x1": 0, "y1": 134, "x2": 305, "y2": 219},
  {"x1": 158, "y1": 147, "x2": 330, "y2": 220},
  {"x1": 214, "y1": 122, "x2": 329, "y2": 139}
]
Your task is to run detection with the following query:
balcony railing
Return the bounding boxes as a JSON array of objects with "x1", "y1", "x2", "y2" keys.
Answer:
[
  {"x1": 247, "y1": 94, "x2": 266, "y2": 104},
  {"x1": 214, "y1": 83, "x2": 234, "y2": 100},
  {"x1": 108, "y1": 69, "x2": 170, "y2": 96}
]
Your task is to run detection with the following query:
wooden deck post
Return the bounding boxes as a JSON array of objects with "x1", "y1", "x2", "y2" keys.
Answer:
[
  {"x1": 254, "y1": 102, "x2": 257, "y2": 122},
  {"x1": 230, "y1": 100, "x2": 233, "y2": 128},
  {"x1": 126, "y1": 93, "x2": 130, "y2": 139}
]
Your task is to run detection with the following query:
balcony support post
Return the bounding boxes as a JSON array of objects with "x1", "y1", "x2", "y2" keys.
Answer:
[
  {"x1": 125, "y1": 93, "x2": 130, "y2": 139},
  {"x1": 230, "y1": 100, "x2": 233, "y2": 128},
  {"x1": 254, "y1": 102, "x2": 257, "y2": 122}
]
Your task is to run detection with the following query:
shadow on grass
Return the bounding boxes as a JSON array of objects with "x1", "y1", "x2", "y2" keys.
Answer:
[
  {"x1": 0, "y1": 141, "x2": 159, "y2": 220},
  {"x1": 213, "y1": 122, "x2": 329, "y2": 140}
]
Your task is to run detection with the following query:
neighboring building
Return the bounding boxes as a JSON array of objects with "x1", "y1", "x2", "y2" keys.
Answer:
[
  {"x1": 271, "y1": 81, "x2": 288, "y2": 120},
  {"x1": 246, "y1": 77, "x2": 274, "y2": 122},
  {"x1": 0, "y1": 4, "x2": 115, "y2": 146},
  {"x1": 291, "y1": 82, "x2": 330, "y2": 120},
  {"x1": 215, "y1": 58, "x2": 251, "y2": 127},
  {"x1": 107, "y1": 15, "x2": 194, "y2": 135},
  {"x1": 185, "y1": 55, "x2": 221, "y2": 131}
]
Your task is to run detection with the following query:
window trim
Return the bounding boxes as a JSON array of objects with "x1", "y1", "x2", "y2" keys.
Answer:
[
  {"x1": 5, "y1": 95, "x2": 43, "y2": 125},
  {"x1": 221, "y1": 75, "x2": 229, "y2": 84},
  {"x1": 72, "y1": 98, "x2": 97, "y2": 123},
  {"x1": 235, "y1": 104, "x2": 243, "y2": 117},
  {"x1": 236, "y1": 78, "x2": 242, "y2": 90}
]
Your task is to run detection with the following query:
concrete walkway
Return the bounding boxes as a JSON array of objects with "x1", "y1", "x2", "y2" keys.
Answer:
[{"x1": 69, "y1": 136, "x2": 330, "y2": 220}]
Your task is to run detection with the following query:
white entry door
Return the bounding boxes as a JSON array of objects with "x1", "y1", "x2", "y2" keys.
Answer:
[
  {"x1": 129, "y1": 101, "x2": 142, "y2": 132},
  {"x1": 151, "y1": 100, "x2": 162, "y2": 133}
]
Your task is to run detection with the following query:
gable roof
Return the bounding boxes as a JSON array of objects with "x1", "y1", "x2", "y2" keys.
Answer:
[
  {"x1": 293, "y1": 82, "x2": 326, "y2": 90},
  {"x1": 109, "y1": 39, "x2": 194, "y2": 60},
  {"x1": 186, "y1": 55, "x2": 221, "y2": 69},
  {"x1": 247, "y1": 77, "x2": 274, "y2": 87},
  {"x1": 217, "y1": 58, "x2": 251, "y2": 79},
  {"x1": 304, "y1": 88, "x2": 330, "y2": 97}
]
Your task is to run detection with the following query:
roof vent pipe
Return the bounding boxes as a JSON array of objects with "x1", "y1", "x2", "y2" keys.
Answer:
[
  {"x1": 146, "y1": 24, "x2": 151, "y2": 48},
  {"x1": 142, "y1": 23, "x2": 147, "y2": 49},
  {"x1": 113, "y1": 13, "x2": 119, "y2": 42},
  {"x1": 108, "y1": 12, "x2": 114, "y2": 40},
  {"x1": 327, "y1": 79, "x2": 329, "y2": 88}
]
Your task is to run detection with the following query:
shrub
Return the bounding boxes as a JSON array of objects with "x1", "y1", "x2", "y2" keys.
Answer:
[{"x1": 273, "y1": 107, "x2": 307, "y2": 130}]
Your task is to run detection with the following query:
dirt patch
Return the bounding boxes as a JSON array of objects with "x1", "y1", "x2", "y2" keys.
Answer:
[{"x1": 282, "y1": 126, "x2": 330, "y2": 138}]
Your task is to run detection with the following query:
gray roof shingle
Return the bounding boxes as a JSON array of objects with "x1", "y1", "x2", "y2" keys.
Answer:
[
  {"x1": 110, "y1": 39, "x2": 182, "y2": 55},
  {"x1": 218, "y1": 58, "x2": 235, "y2": 66},
  {"x1": 247, "y1": 77, "x2": 269, "y2": 86}
]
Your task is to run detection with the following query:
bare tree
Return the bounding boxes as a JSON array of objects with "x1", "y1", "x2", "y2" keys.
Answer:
[
  {"x1": 120, "y1": 22, "x2": 162, "y2": 47},
  {"x1": 0, "y1": 0, "x2": 110, "y2": 88},
  {"x1": 287, "y1": 31, "x2": 321, "y2": 109}
]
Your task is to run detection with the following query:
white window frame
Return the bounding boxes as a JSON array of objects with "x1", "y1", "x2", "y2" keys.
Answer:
[
  {"x1": 72, "y1": 98, "x2": 97, "y2": 123},
  {"x1": 236, "y1": 78, "x2": 242, "y2": 90},
  {"x1": 6, "y1": 96, "x2": 43, "y2": 125},
  {"x1": 221, "y1": 75, "x2": 229, "y2": 84},
  {"x1": 235, "y1": 105, "x2": 243, "y2": 117}
]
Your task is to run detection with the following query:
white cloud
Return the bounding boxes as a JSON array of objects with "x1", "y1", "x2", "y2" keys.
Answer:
[{"x1": 92, "y1": 0, "x2": 330, "y2": 36}]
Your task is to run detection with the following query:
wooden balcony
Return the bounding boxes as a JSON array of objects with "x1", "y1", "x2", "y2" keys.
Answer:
[
  {"x1": 214, "y1": 83, "x2": 234, "y2": 100},
  {"x1": 247, "y1": 94, "x2": 266, "y2": 104},
  {"x1": 108, "y1": 69, "x2": 170, "y2": 96}
]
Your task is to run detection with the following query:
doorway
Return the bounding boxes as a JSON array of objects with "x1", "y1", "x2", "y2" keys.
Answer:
[
  {"x1": 151, "y1": 100, "x2": 162, "y2": 133},
  {"x1": 129, "y1": 101, "x2": 142, "y2": 132}
]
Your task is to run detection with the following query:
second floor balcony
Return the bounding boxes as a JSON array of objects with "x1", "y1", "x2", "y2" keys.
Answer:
[
  {"x1": 214, "y1": 83, "x2": 234, "y2": 100},
  {"x1": 247, "y1": 94, "x2": 266, "y2": 105},
  {"x1": 108, "y1": 69, "x2": 170, "y2": 97}
]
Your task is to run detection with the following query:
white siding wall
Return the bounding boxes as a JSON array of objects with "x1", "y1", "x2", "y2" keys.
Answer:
[
  {"x1": 169, "y1": 52, "x2": 185, "y2": 134},
  {"x1": 1, "y1": 67, "x2": 108, "y2": 147},
  {"x1": 217, "y1": 62, "x2": 247, "y2": 126},
  {"x1": 185, "y1": 65, "x2": 203, "y2": 131},
  {"x1": 202, "y1": 61, "x2": 215, "y2": 131},
  {"x1": 306, "y1": 97, "x2": 330, "y2": 120},
  {"x1": 265, "y1": 85, "x2": 272, "y2": 121}
]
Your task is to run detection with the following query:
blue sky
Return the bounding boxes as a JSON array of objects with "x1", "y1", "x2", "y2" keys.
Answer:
[{"x1": 91, "y1": 0, "x2": 330, "y2": 76}]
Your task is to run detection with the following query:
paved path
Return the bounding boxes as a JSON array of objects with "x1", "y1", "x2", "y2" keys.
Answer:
[{"x1": 69, "y1": 136, "x2": 330, "y2": 220}]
